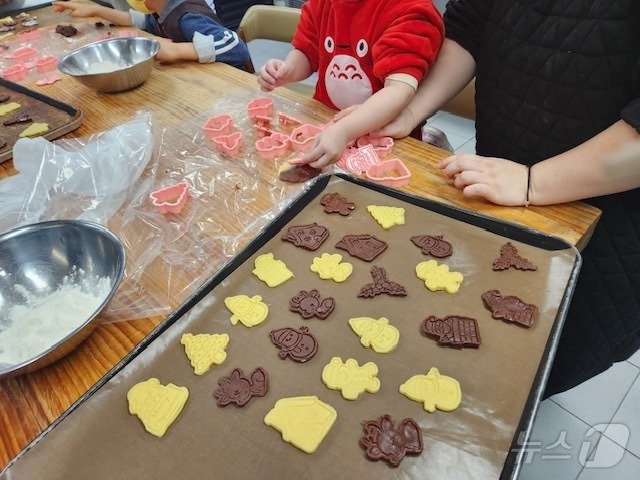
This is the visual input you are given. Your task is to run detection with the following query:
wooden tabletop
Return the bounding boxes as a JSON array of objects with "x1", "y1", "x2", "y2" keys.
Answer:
[{"x1": 0, "y1": 6, "x2": 601, "y2": 472}]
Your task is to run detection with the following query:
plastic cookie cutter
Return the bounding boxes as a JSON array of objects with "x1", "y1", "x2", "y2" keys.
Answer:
[
  {"x1": 339, "y1": 144, "x2": 381, "y2": 175},
  {"x1": 212, "y1": 131, "x2": 243, "y2": 156},
  {"x1": 255, "y1": 132, "x2": 290, "y2": 158},
  {"x1": 8, "y1": 46, "x2": 37, "y2": 63},
  {"x1": 34, "y1": 55, "x2": 58, "y2": 73},
  {"x1": 18, "y1": 28, "x2": 41, "y2": 41},
  {"x1": 365, "y1": 158, "x2": 411, "y2": 188},
  {"x1": 118, "y1": 29, "x2": 139, "y2": 37},
  {"x1": 356, "y1": 135, "x2": 394, "y2": 158},
  {"x1": 203, "y1": 114, "x2": 233, "y2": 139},
  {"x1": 289, "y1": 124, "x2": 323, "y2": 152},
  {"x1": 277, "y1": 112, "x2": 303, "y2": 127},
  {"x1": 253, "y1": 124, "x2": 276, "y2": 137},
  {"x1": 150, "y1": 182, "x2": 190, "y2": 214},
  {"x1": 247, "y1": 96, "x2": 274, "y2": 119},
  {"x1": 1, "y1": 64, "x2": 28, "y2": 82}
]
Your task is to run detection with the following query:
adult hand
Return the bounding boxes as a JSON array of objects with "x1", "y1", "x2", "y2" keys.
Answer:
[
  {"x1": 438, "y1": 154, "x2": 530, "y2": 206},
  {"x1": 52, "y1": 1, "x2": 97, "y2": 17},
  {"x1": 369, "y1": 107, "x2": 417, "y2": 139},
  {"x1": 257, "y1": 59, "x2": 293, "y2": 92},
  {"x1": 333, "y1": 105, "x2": 359, "y2": 122},
  {"x1": 300, "y1": 125, "x2": 350, "y2": 169}
]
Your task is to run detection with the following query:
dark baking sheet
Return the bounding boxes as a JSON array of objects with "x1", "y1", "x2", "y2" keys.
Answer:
[
  {"x1": 0, "y1": 174, "x2": 581, "y2": 480},
  {"x1": 0, "y1": 78, "x2": 83, "y2": 163}
]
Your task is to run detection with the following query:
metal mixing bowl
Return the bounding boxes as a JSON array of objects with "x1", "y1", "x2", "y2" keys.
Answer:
[
  {"x1": 58, "y1": 36, "x2": 160, "y2": 93},
  {"x1": 0, "y1": 220, "x2": 126, "y2": 379}
]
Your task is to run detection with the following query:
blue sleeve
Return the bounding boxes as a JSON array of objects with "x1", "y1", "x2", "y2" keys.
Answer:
[
  {"x1": 178, "y1": 13, "x2": 250, "y2": 66},
  {"x1": 144, "y1": 14, "x2": 159, "y2": 35}
]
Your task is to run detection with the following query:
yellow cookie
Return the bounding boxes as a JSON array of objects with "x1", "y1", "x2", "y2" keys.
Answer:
[
  {"x1": 224, "y1": 294, "x2": 269, "y2": 327},
  {"x1": 310, "y1": 252, "x2": 352, "y2": 282},
  {"x1": 0, "y1": 102, "x2": 21, "y2": 117},
  {"x1": 348, "y1": 316, "x2": 399, "y2": 353},
  {"x1": 127, "y1": 378, "x2": 189, "y2": 437},
  {"x1": 19, "y1": 122, "x2": 49, "y2": 138},
  {"x1": 415, "y1": 259, "x2": 463, "y2": 294},
  {"x1": 367, "y1": 205, "x2": 405, "y2": 229},
  {"x1": 252, "y1": 252, "x2": 294, "y2": 287},
  {"x1": 0, "y1": 16, "x2": 14, "y2": 24},
  {"x1": 321, "y1": 357, "x2": 380, "y2": 400},
  {"x1": 264, "y1": 395, "x2": 337, "y2": 453},
  {"x1": 399, "y1": 367, "x2": 462, "y2": 413},
  {"x1": 180, "y1": 333, "x2": 229, "y2": 375}
]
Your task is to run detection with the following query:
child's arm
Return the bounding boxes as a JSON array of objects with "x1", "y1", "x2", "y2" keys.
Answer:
[
  {"x1": 257, "y1": 49, "x2": 313, "y2": 92},
  {"x1": 52, "y1": 1, "x2": 133, "y2": 26},
  {"x1": 437, "y1": 120, "x2": 640, "y2": 206},
  {"x1": 300, "y1": 79, "x2": 415, "y2": 168}
]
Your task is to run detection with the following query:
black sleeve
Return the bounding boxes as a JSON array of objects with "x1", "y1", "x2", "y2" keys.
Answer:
[
  {"x1": 621, "y1": 98, "x2": 640, "y2": 133},
  {"x1": 443, "y1": 0, "x2": 493, "y2": 61}
]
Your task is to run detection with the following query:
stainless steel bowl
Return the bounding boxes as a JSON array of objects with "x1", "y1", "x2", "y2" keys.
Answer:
[
  {"x1": 0, "y1": 220, "x2": 125, "y2": 379},
  {"x1": 58, "y1": 36, "x2": 160, "y2": 93}
]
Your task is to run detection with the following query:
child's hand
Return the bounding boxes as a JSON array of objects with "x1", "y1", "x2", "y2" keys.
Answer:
[
  {"x1": 257, "y1": 59, "x2": 294, "y2": 92},
  {"x1": 437, "y1": 154, "x2": 530, "y2": 206},
  {"x1": 155, "y1": 38, "x2": 180, "y2": 63},
  {"x1": 369, "y1": 106, "x2": 418, "y2": 139},
  {"x1": 52, "y1": 1, "x2": 97, "y2": 18},
  {"x1": 300, "y1": 125, "x2": 350, "y2": 169}
]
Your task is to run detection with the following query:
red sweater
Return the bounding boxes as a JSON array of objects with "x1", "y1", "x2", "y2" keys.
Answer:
[{"x1": 292, "y1": 0, "x2": 444, "y2": 110}]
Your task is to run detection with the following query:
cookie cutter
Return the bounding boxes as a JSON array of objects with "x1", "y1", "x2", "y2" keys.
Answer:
[
  {"x1": 212, "y1": 131, "x2": 243, "y2": 156},
  {"x1": 356, "y1": 135, "x2": 394, "y2": 158},
  {"x1": 338, "y1": 144, "x2": 381, "y2": 175},
  {"x1": 251, "y1": 114, "x2": 272, "y2": 127},
  {"x1": 277, "y1": 112, "x2": 302, "y2": 127},
  {"x1": 255, "y1": 132, "x2": 290, "y2": 158},
  {"x1": 247, "y1": 96, "x2": 274, "y2": 119},
  {"x1": 8, "y1": 46, "x2": 37, "y2": 63},
  {"x1": 35, "y1": 75, "x2": 61, "y2": 86},
  {"x1": 253, "y1": 124, "x2": 276, "y2": 137},
  {"x1": 150, "y1": 182, "x2": 190, "y2": 214},
  {"x1": 365, "y1": 158, "x2": 411, "y2": 188},
  {"x1": 203, "y1": 114, "x2": 233, "y2": 139},
  {"x1": 289, "y1": 124, "x2": 323, "y2": 152},
  {"x1": 34, "y1": 55, "x2": 57, "y2": 73},
  {"x1": 1, "y1": 64, "x2": 28, "y2": 81},
  {"x1": 18, "y1": 28, "x2": 41, "y2": 41},
  {"x1": 118, "y1": 29, "x2": 139, "y2": 37}
]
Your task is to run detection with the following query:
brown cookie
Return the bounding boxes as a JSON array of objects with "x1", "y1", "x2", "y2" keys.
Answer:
[
  {"x1": 3, "y1": 112, "x2": 32, "y2": 126},
  {"x1": 335, "y1": 234, "x2": 387, "y2": 261},
  {"x1": 360, "y1": 415, "x2": 423, "y2": 467},
  {"x1": 422, "y1": 315, "x2": 481, "y2": 348},
  {"x1": 358, "y1": 266, "x2": 407, "y2": 298},
  {"x1": 290, "y1": 289, "x2": 335, "y2": 319},
  {"x1": 0, "y1": 94, "x2": 9, "y2": 104},
  {"x1": 269, "y1": 326, "x2": 318, "y2": 362},
  {"x1": 0, "y1": 139, "x2": 6, "y2": 150},
  {"x1": 411, "y1": 234, "x2": 453, "y2": 258},
  {"x1": 55, "y1": 24, "x2": 79, "y2": 37},
  {"x1": 95, "y1": 21, "x2": 105, "y2": 28},
  {"x1": 282, "y1": 223, "x2": 329, "y2": 251},
  {"x1": 278, "y1": 163, "x2": 321, "y2": 183},
  {"x1": 213, "y1": 367, "x2": 269, "y2": 407},
  {"x1": 492, "y1": 242, "x2": 537, "y2": 271},
  {"x1": 481, "y1": 289, "x2": 538, "y2": 327},
  {"x1": 320, "y1": 192, "x2": 356, "y2": 215}
]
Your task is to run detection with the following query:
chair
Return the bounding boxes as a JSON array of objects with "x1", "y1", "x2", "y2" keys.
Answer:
[{"x1": 236, "y1": 5, "x2": 315, "y2": 97}]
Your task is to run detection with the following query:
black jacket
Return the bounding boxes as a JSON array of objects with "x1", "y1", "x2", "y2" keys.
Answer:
[{"x1": 444, "y1": 0, "x2": 640, "y2": 396}]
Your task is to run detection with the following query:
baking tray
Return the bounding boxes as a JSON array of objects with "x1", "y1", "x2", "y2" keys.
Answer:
[
  {"x1": 0, "y1": 174, "x2": 581, "y2": 480},
  {"x1": 0, "y1": 78, "x2": 83, "y2": 163}
]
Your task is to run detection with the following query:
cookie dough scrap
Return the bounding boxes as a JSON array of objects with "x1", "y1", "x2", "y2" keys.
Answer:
[
  {"x1": 348, "y1": 316, "x2": 399, "y2": 353},
  {"x1": 180, "y1": 333, "x2": 229, "y2": 375},
  {"x1": 322, "y1": 357, "x2": 380, "y2": 400},
  {"x1": 415, "y1": 259, "x2": 463, "y2": 294},
  {"x1": 367, "y1": 205, "x2": 405, "y2": 229},
  {"x1": 127, "y1": 378, "x2": 189, "y2": 437},
  {"x1": 19, "y1": 122, "x2": 49, "y2": 138},
  {"x1": 360, "y1": 415, "x2": 423, "y2": 467},
  {"x1": 224, "y1": 294, "x2": 269, "y2": 327},
  {"x1": 0, "y1": 102, "x2": 21, "y2": 117},
  {"x1": 264, "y1": 395, "x2": 337, "y2": 453},
  {"x1": 252, "y1": 252, "x2": 294, "y2": 287},
  {"x1": 310, "y1": 252, "x2": 352, "y2": 282},
  {"x1": 399, "y1": 367, "x2": 462, "y2": 413}
]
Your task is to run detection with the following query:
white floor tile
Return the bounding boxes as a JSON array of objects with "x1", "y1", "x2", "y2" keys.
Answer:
[
  {"x1": 577, "y1": 437, "x2": 640, "y2": 480},
  {"x1": 517, "y1": 400, "x2": 593, "y2": 480},
  {"x1": 454, "y1": 137, "x2": 476, "y2": 155},
  {"x1": 427, "y1": 112, "x2": 476, "y2": 140},
  {"x1": 550, "y1": 361, "x2": 639, "y2": 428},
  {"x1": 627, "y1": 347, "x2": 640, "y2": 368},
  {"x1": 438, "y1": 131, "x2": 469, "y2": 151},
  {"x1": 610, "y1": 373, "x2": 640, "y2": 458}
]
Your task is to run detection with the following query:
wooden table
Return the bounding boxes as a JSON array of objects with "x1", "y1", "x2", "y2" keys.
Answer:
[{"x1": 0, "y1": 6, "x2": 601, "y2": 472}]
